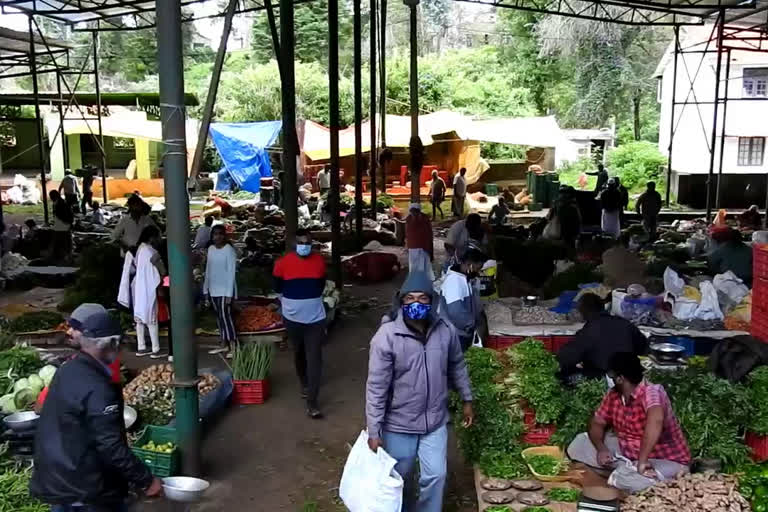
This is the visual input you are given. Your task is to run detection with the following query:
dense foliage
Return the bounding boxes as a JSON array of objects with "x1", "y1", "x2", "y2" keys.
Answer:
[{"x1": 606, "y1": 141, "x2": 667, "y2": 190}]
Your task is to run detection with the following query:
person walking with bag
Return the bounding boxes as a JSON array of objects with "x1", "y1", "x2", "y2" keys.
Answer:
[
  {"x1": 203, "y1": 224, "x2": 238, "y2": 357},
  {"x1": 366, "y1": 271, "x2": 474, "y2": 512},
  {"x1": 273, "y1": 229, "x2": 327, "y2": 419}
]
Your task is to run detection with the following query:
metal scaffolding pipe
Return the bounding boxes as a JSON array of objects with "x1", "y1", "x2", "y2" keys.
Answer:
[
  {"x1": 379, "y1": 0, "x2": 388, "y2": 193},
  {"x1": 92, "y1": 31, "x2": 107, "y2": 204},
  {"x1": 666, "y1": 26, "x2": 679, "y2": 207},
  {"x1": 407, "y1": 0, "x2": 419, "y2": 204},
  {"x1": 705, "y1": 11, "x2": 725, "y2": 223},
  {"x1": 55, "y1": 70, "x2": 68, "y2": 169},
  {"x1": 281, "y1": 0, "x2": 299, "y2": 246},
  {"x1": 715, "y1": 48, "x2": 731, "y2": 209},
  {"x1": 329, "y1": 0, "x2": 342, "y2": 286},
  {"x1": 28, "y1": 15, "x2": 49, "y2": 224},
  {"x1": 369, "y1": 0, "x2": 377, "y2": 220},
  {"x1": 354, "y1": 0, "x2": 363, "y2": 245},
  {"x1": 155, "y1": 0, "x2": 200, "y2": 476},
  {"x1": 189, "y1": 0, "x2": 238, "y2": 184}
]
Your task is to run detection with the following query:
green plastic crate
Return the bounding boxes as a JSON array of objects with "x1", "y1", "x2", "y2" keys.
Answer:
[
  {"x1": 484, "y1": 183, "x2": 499, "y2": 196},
  {"x1": 131, "y1": 425, "x2": 180, "y2": 477}
]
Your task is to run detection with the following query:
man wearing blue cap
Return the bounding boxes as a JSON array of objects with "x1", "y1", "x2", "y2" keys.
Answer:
[
  {"x1": 366, "y1": 271, "x2": 473, "y2": 512},
  {"x1": 31, "y1": 309, "x2": 163, "y2": 510}
]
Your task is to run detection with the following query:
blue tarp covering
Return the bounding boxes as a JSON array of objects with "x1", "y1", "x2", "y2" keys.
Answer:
[{"x1": 210, "y1": 121, "x2": 282, "y2": 193}]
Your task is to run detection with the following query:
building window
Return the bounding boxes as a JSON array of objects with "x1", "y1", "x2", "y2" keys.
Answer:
[
  {"x1": 738, "y1": 137, "x2": 765, "y2": 166},
  {"x1": 743, "y1": 68, "x2": 768, "y2": 97}
]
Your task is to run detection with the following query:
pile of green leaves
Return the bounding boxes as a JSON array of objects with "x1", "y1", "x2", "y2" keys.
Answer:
[
  {"x1": 525, "y1": 454, "x2": 565, "y2": 476},
  {"x1": 0, "y1": 347, "x2": 43, "y2": 395},
  {"x1": 506, "y1": 339, "x2": 564, "y2": 424},
  {"x1": 452, "y1": 348, "x2": 525, "y2": 465},
  {"x1": 477, "y1": 450, "x2": 528, "y2": 479},
  {"x1": 549, "y1": 378, "x2": 606, "y2": 448},
  {"x1": 547, "y1": 487, "x2": 581, "y2": 502},
  {"x1": 747, "y1": 367, "x2": 768, "y2": 436},
  {"x1": 648, "y1": 367, "x2": 751, "y2": 468},
  {"x1": 0, "y1": 466, "x2": 47, "y2": 512},
  {"x1": 8, "y1": 311, "x2": 64, "y2": 333},
  {"x1": 738, "y1": 462, "x2": 768, "y2": 512}
]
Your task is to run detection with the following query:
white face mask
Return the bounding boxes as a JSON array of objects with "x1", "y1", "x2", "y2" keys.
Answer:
[{"x1": 296, "y1": 244, "x2": 312, "y2": 257}]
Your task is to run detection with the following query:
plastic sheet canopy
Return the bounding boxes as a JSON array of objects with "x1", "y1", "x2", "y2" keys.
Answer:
[{"x1": 210, "y1": 121, "x2": 282, "y2": 193}]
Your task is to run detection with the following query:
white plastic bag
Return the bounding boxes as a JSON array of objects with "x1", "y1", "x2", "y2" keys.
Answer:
[
  {"x1": 695, "y1": 281, "x2": 724, "y2": 321},
  {"x1": 339, "y1": 430, "x2": 404, "y2": 512},
  {"x1": 713, "y1": 271, "x2": 749, "y2": 307},
  {"x1": 663, "y1": 267, "x2": 685, "y2": 297},
  {"x1": 607, "y1": 455, "x2": 660, "y2": 493}
]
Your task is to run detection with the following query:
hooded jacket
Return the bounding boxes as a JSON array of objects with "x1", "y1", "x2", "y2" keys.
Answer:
[{"x1": 366, "y1": 308, "x2": 472, "y2": 438}]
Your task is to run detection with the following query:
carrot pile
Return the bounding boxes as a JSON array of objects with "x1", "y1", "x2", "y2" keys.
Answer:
[{"x1": 236, "y1": 305, "x2": 282, "y2": 332}]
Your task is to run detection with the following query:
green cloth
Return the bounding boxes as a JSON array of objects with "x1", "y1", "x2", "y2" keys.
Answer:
[{"x1": 709, "y1": 241, "x2": 753, "y2": 284}]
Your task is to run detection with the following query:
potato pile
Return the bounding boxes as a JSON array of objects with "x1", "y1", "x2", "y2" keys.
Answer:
[{"x1": 622, "y1": 472, "x2": 750, "y2": 512}]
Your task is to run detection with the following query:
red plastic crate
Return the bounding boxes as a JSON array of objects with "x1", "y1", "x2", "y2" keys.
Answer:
[
  {"x1": 523, "y1": 424, "x2": 556, "y2": 445},
  {"x1": 521, "y1": 403, "x2": 536, "y2": 427},
  {"x1": 746, "y1": 431, "x2": 768, "y2": 462},
  {"x1": 484, "y1": 337, "x2": 498, "y2": 350},
  {"x1": 490, "y1": 335, "x2": 526, "y2": 351},
  {"x1": 755, "y1": 245, "x2": 768, "y2": 280},
  {"x1": 754, "y1": 278, "x2": 768, "y2": 311},
  {"x1": 233, "y1": 379, "x2": 270, "y2": 405},
  {"x1": 551, "y1": 335, "x2": 574, "y2": 353},
  {"x1": 752, "y1": 305, "x2": 768, "y2": 343}
]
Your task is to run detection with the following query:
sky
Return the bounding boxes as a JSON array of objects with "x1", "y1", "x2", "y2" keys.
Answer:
[{"x1": 0, "y1": 9, "x2": 29, "y2": 31}]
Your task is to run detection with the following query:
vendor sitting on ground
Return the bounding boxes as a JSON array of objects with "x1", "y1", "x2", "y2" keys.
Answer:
[
  {"x1": 567, "y1": 352, "x2": 690, "y2": 491},
  {"x1": 557, "y1": 294, "x2": 648, "y2": 382},
  {"x1": 488, "y1": 197, "x2": 510, "y2": 227},
  {"x1": 709, "y1": 227, "x2": 753, "y2": 285}
]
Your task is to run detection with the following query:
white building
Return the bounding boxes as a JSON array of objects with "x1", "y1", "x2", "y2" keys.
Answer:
[
  {"x1": 562, "y1": 127, "x2": 616, "y2": 164},
  {"x1": 656, "y1": 25, "x2": 768, "y2": 208}
]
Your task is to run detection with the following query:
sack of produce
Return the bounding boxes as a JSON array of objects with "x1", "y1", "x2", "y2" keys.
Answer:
[{"x1": 339, "y1": 430, "x2": 404, "y2": 512}]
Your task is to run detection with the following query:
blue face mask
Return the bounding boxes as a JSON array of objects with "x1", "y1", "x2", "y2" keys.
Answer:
[
  {"x1": 296, "y1": 244, "x2": 312, "y2": 257},
  {"x1": 402, "y1": 302, "x2": 431, "y2": 321}
]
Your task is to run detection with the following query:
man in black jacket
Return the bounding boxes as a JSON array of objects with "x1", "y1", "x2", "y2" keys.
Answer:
[
  {"x1": 30, "y1": 309, "x2": 162, "y2": 510},
  {"x1": 557, "y1": 293, "x2": 649, "y2": 382}
]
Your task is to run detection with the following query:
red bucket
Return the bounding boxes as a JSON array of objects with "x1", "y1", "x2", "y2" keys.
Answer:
[{"x1": 746, "y1": 431, "x2": 768, "y2": 462}]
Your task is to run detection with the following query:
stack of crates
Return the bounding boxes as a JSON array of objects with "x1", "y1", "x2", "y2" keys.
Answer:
[{"x1": 752, "y1": 245, "x2": 768, "y2": 342}]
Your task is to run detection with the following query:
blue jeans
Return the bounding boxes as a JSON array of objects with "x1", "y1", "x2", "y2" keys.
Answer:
[{"x1": 382, "y1": 425, "x2": 448, "y2": 512}]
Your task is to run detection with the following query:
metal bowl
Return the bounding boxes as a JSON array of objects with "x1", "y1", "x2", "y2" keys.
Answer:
[
  {"x1": 123, "y1": 405, "x2": 137, "y2": 430},
  {"x1": 4, "y1": 411, "x2": 39, "y2": 431},
  {"x1": 162, "y1": 477, "x2": 210, "y2": 503},
  {"x1": 523, "y1": 295, "x2": 539, "y2": 307},
  {"x1": 650, "y1": 342, "x2": 686, "y2": 362}
]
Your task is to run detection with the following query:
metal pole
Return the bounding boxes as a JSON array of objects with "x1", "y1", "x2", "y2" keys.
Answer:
[
  {"x1": 155, "y1": 0, "x2": 200, "y2": 476},
  {"x1": 715, "y1": 48, "x2": 731, "y2": 209},
  {"x1": 92, "y1": 31, "x2": 107, "y2": 204},
  {"x1": 329, "y1": 0, "x2": 342, "y2": 286},
  {"x1": 281, "y1": 0, "x2": 299, "y2": 246},
  {"x1": 369, "y1": 0, "x2": 377, "y2": 219},
  {"x1": 665, "y1": 26, "x2": 679, "y2": 208},
  {"x1": 406, "y1": 0, "x2": 420, "y2": 204},
  {"x1": 55, "y1": 70, "x2": 68, "y2": 169},
  {"x1": 29, "y1": 15, "x2": 49, "y2": 224},
  {"x1": 379, "y1": 0, "x2": 387, "y2": 193},
  {"x1": 705, "y1": 11, "x2": 725, "y2": 223},
  {"x1": 354, "y1": 0, "x2": 363, "y2": 246},
  {"x1": 264, "y1": 0, "x2": 283, "y2": 82},
  {"x1": 189, "y1": 0, "x2": 238, "y2": 184}
]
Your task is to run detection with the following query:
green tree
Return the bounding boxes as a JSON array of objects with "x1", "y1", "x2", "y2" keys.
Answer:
[{"x1": 250, "y1": 0, "x2": 354, "y2": 67}]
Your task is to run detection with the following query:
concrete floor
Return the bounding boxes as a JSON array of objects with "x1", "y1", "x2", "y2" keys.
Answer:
[{"x1": 135, "y1": 271, "x2": 477, "y2": 512}]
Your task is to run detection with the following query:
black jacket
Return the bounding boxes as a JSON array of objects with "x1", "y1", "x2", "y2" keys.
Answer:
[
  {"x1": 557, "y1": 312, "x2": 649, "y2": 380},
  {"x1": 30, "y1": 353, "x2": 153, "y2": 506}
]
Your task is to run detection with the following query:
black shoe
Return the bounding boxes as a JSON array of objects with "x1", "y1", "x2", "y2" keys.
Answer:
[{"x1": 307, "y1": 406, "x2": 324, "y2": 419}]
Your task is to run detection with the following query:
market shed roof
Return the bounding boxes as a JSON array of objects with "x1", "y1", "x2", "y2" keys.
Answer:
[
  {"x1": 0, "y1": 92, "x2": 200, "y2": 107},
  {"x1": 0, "y1": 26, "x2": 70, "y2": 69}
]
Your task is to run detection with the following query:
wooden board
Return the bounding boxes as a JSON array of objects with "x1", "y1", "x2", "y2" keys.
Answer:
[{"x1": 474, "y1": 466, "x2": 579, "y2": 512}]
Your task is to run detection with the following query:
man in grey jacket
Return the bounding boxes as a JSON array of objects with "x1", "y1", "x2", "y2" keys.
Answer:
[
  {"x1": 439, "y1": 248, "x2": 487, "y2": 350},
  {"x1": 366, "y1": 271, "x2": 474, "y2": 512}
]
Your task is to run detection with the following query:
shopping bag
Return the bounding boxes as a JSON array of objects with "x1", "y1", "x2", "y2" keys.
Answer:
[{"x1": 339, "y1": 430, "x2": 404, "y2": 512}]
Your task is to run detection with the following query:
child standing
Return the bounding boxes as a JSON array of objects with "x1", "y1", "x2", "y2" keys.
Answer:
[{"x1": 203, "y1": 225, "x2": 238, "y2": 356}]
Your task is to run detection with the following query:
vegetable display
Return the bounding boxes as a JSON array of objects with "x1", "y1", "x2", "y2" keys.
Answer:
[
  {"x1": 505, "y1": 339, "x2": 564, "y2": 424},
  {"x1": 230, "y1": 343, "x2": 274, "y2": 381},
  {"x1": 484, "y1": 507, "x2": 512, "y2": 512},
  {"x1": 0, "y1": 467, "x2": 47, "y2": 512},
  {"x1": 123, "y1": 364, "x2": 219, "y2": 426},
  {"x1": 0, "y1": 346, "x2": 44, "y2": 396},
  {"x1": 7, "y1": 311, "x2": 64, "y2": 333},
  {"x1": 738, "y1": 462, "x2": 768, "y2": 511},
  {"x1": 521, "y1": 507, "x2": 551, "y2": 512},
  {"x1": 235, "y1": 305, "x2": 282, "y2": 332},
  {"x1": 622, "y1": 472, "x2": 749, "y2": 512},
  {"x1": 747, "y1": 367, "x2": 768, "y2": 435},
  {"x1": 140, "y1": 441, "x2": 176, "y2": 454},
  {"x1": 549, "y1": 378, "x2": 606, "y2": 448},
  {"x1": 546, "y1": 487, "x2": 581, "y2": 502},
  {"x1": 525, "y1": 454, "x2": 566, "y2": 476}
]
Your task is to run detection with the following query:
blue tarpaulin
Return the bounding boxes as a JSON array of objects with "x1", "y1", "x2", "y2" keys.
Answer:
[{"x1": 210, "y1": 121, "x2": 282, "y2": 193}]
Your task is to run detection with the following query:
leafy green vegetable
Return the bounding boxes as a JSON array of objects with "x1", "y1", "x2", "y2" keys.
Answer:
[
  {"x1": 0, "y1": 347, "x2": 43, "y2": 395},
  {"x1": 7, "y1": 311, "x2": 63, "y2": 333},
  {"x1": 747, "y1": 367, "x2": 768, "y2": 435},
  {"x1": 546, "y1": 487, "x2": 581, "y2": 502},
  {"x1": 0, "y1": 466, "x2": 47, "y2": 512},
  {"x1": 525, "y1": 454, "x2": 565, "y2": 476},
  {"x1": 522, "y1": 508, "x2": 551, "y2": 512},
  {"x1": 229, "y1": 343, "x2": 274, "y2": 380},
  {"x1": 549, "y1": 378, "x2": 606, "y2": 448},
  {"x1": 484, "y1": 507, "x2": 513, "y2": 512},
  {"x1": 648, "y1": 367, "x2": 751, "y2": 468},
  {"x1": 506, "y1": 339, "x2": 564, "y2": 424},
  {"x1": 478, "y1": 450, "x2": 529, "y2": 479}
]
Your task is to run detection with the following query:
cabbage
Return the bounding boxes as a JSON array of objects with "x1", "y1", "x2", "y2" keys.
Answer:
[
  {"x1": 0, "y1": 394, "x2": 16, "y2": 414},
  {"x1": 27, "y1": 374, "x2": 44, "y2": 394},
  {"x1": 38, "y1": 365, "x2": 57, "y2": 387},
  {"x1": 13, "y1": 388, "x2": 36, "y2": 410},
  {"x1": 13, "y1": 378, "x2": 29, "y2": 393}
]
